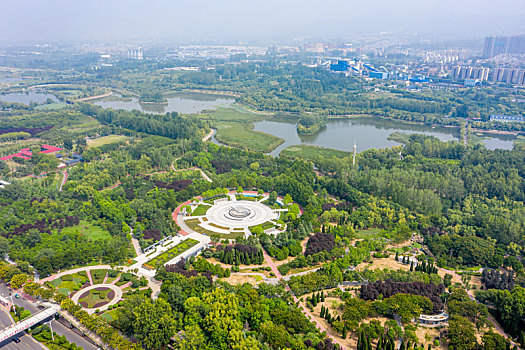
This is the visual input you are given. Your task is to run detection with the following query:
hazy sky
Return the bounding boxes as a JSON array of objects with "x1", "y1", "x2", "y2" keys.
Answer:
[{"x1": 0, "y1": 0, "x2": 524, "y2": 44}]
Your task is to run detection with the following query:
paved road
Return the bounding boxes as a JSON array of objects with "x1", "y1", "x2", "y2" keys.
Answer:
[
  {"x1": 0, "y1": 285, "x2": 99, "y2": 350},
  {"x1": 0, "y1": 308, "x2": 46, "y2": 350},
  {"x1": 58, "y1": 170, "x2": 68, "y2": 192}
]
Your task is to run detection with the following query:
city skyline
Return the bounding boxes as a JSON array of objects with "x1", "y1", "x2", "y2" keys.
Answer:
[{"x1": 0, "y1": 0, "x2": 524, "y2": 44}]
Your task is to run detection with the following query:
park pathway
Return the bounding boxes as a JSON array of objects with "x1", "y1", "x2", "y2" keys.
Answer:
[
  {"x1": 262, "y1": 249, "x2": 347, "y2": 350},
  {"x1": 202, "y1": 129, "x2": 215, "y2": 142},
  {"x1": 59, "y1": 170, "x2": 68, "y2": 192}
]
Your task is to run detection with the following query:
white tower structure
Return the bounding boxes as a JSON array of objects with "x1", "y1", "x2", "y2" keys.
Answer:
[{"x1": 352, "y1": 142, "x2": 357, "y2": 166}]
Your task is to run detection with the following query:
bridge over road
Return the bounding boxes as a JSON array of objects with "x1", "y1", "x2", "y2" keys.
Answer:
[{"x1": 0, "y1": 306, "x2": 59, "y2": 346}]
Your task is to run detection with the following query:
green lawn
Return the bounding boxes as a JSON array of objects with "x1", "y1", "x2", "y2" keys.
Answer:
[
  {"x1": 62, "y1": 220, "x2": 112, "y2": 241},
  {"x1": 47, "y1": 273, "x2": 85, "y2": 295},
  {"x1": 100, "y1": 308, "x2": 120, "y2": 322},
  {"x1": 186, "y1": 219, "x2": 219, "y2": 236},
  {"x1": 280, "y1": 145, "x2": 351, "y2": 161},
  {"x1": 209, "y1": 231, "x2": 246, "y2": 241},
  {"x1": 144, "y1": 239, "x2": 199, "y2": 268},
  {"x1": 235, "y1": 194, "x2": 258, "y2": 201},
  {"x1": 87, "y1": 135, "x2": 128, "y2": 148},
  {"x1": 201, "y1": 106, "x2": 267, "y2": 122},
  {"x1": 191, "y1": 204, "x2": 210, "y2": 216},
  {"x1": 213, "y1": 121, "x2": 284, "y2": 153},
  {"x1": 261, "y1": 221, "x2": 275, "y2": 230},
  {"x1": 354, "y1": 228, "x2": 382, "y2": 239}
]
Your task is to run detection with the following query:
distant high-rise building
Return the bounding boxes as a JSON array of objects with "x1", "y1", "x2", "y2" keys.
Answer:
[
  {"x1": 483, "y1": 35, "x2": 525, "y2": 58},
  {"x1": 127, "y1": 47, "x2": 143, "y2": 60}
]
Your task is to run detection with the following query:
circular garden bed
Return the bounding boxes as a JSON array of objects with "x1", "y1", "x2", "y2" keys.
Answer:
[{"x1": 78, "y1": 287, "x2": 116, "y2": 309}]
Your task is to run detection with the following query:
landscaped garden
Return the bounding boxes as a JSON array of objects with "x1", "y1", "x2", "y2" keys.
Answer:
[
  {"x1": 90, "y1": 269, "x2": 108, "y2": 284},
  {"x1": 47, "y1": 271, "x2": 88, "y2": 295},
  {"x1": 78, "y1": 287, "x2": 115, "y2": 309},
  {"x1": 143, "y1": 239, "x2": 199, "y2": 269}
]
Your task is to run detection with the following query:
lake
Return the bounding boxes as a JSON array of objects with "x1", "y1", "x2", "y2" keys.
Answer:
[
  {"x1": 252, "y1": 117, "x2": 516, "y2": 156},
  {"x1": 481, "y1": 134, "x2": 516, "y2": 150},
  {"x1": 0, "y1": 91, "x2": 58, "y2": 104},
  {"x1": 93, "y1": 92, "x2": 235, "y2": 114}
]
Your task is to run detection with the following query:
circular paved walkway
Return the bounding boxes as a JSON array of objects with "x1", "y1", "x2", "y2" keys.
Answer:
[
  {"x1": 205, "y1": 200, "x2": 277, "y2": 228},
  {"x1": 71, "y1": 284, "x2": 122, "y2": 314}
]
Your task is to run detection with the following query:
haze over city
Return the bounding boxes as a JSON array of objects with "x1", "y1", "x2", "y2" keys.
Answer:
[
  {"x1": 0, "y1": 1, "x2": 525, "y2": 350},
  {"x1": 0, "y1": 0, "x2": 524, "y2": 43}
]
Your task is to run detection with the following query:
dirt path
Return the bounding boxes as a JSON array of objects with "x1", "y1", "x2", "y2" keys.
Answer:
[
  {"x1": 202, "y1": 129, "x2": 215, "y2": 142},
  {"x1": 262, "y1": 249, "x2": 347, "y2": 349}
]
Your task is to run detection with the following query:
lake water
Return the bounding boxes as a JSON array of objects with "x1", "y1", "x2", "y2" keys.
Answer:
[
  {"x1": 90, "y1": 92, "x2": 517, "y2": 153},
  {"x1": 252, "y1": 117, "x2": 516, "y2": 156},
  {"x1": 0, "y1": 91, "x2": 58, "y2": 104},
  {"x1": 93, "y1": 92, "x2": 235, "y2": 114},
  {"x1": 481, "y1": 135, "x2": 516, "y2": 150}
]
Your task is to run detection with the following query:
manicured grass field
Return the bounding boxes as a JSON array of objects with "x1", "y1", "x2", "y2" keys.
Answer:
[
  {"x1": 61, "y1": 220, "x2": 112, "y2": 241},
  {"x1": 87, "y1": 135, "x2": 128, "y2": 148},
  {"x1": 280, "y1": 145, "x2": 351, "y2": 161},
  {"x1": 144, "y1": 239, "x2": 199, "y2": 268},
  {"x1": 186, "y1": 219, "x2": 218, "y2": 235},
  {"x1": 90, "y1": 269, "x2": 108, "y2": 284},
  {"x1": 191, "y1": 204, "x2": 210, "y2": 216},
  {"x1": 213, "y1": 121, "x2": 284, "y2": 153}
]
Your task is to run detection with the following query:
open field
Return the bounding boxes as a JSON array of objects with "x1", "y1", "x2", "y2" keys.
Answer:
[
  {"x1": 87, "y1": 135, "x2": 128, "y2": 148},
  {"x1": 213, "y1": 121, "x2": 284, "y2": 153},
  {"x1": 62, "y1": 220, "x2": 112, "y2": 241},
  {"x1": 144, "y1": 239, "x2": 198, "y2": 268},
  {"x1": 201, "y1": 106, "x2": 267, "y2": 122},
  {"x1": 356, "y1": 256, "x2": 411, "y2": 272},
  {"x1": 280, "y1": 144, "x2": 351, "y2": 160},
  {"x1": 222, "y1": 274, "x2": 262, "y2": 285},
  {"x1": 354, "y1": 228, "x2": 382, "y2": 239}
]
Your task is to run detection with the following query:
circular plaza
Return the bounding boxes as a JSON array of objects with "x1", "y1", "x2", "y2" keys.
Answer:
[
  {"x1": 178, "y1": 192, "x2": 287, "y2": 239},
  {"x1": 206, "y1": 200, "x2": 277, "y2": 228}
]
